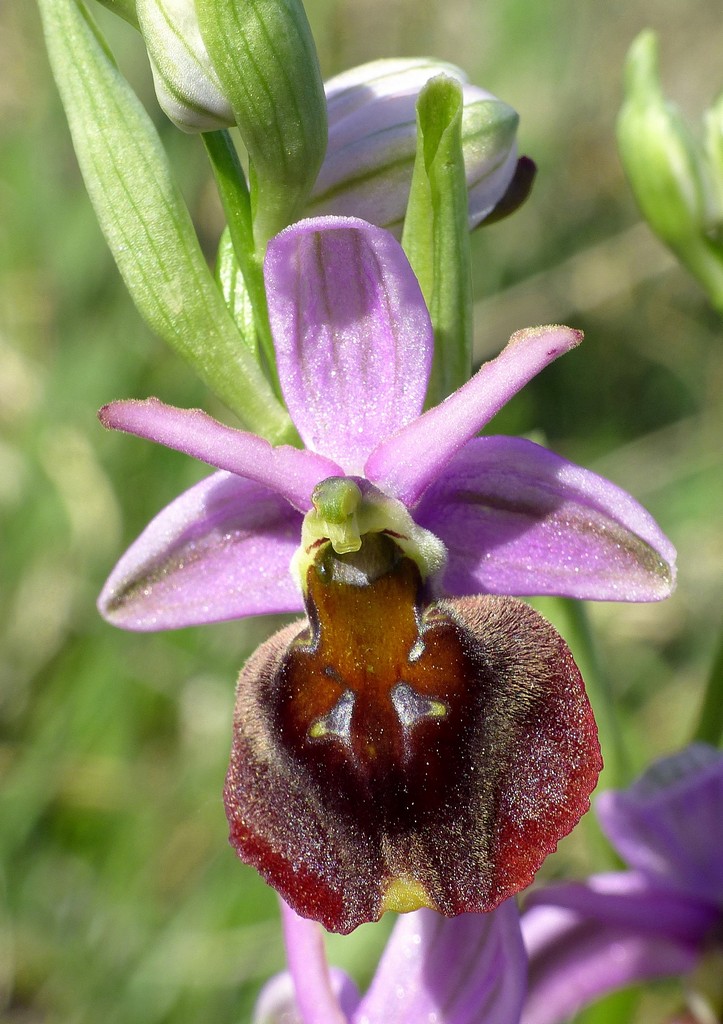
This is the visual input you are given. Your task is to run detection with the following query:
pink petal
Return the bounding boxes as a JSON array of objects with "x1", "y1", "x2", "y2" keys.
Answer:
[
  {"x1": 265, "y1": 217, "x2": 433, "y2": 473},
  {"x1": 364, "y1": 325, "x2": 582, "y2": 506},
  {"x1": 99, "y1": 397, "x2": 342, "y2": 512},
  {"x1": 358, "y1": 901, "x2": 526, "y2": 1024},
  {"x1": 525, "y1": 871, "x2": 717, "y2": 942},
  {"x1": 414, "y1": 436, "x2": 676, "y2": 602},
  {"x1": 280, "y1": 903, "x2": 352, "y2": 1024},
  {"x1": 99, "y1": 472, "x2": 304, "y2": 630},
  {"x1": 254, "y1": 968, "x2": 359, "y2": 1024},
  {"x1": 597, "y1": 744, "x2": 723, "y2": 904},
  {"x1": 522, "y1": 872, "x2": 715, "y2": 1024}
]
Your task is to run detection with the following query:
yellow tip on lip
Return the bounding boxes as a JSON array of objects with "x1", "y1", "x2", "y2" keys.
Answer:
[{"x1": 381, "y1": 877, "x2": 436, "y2": 915}]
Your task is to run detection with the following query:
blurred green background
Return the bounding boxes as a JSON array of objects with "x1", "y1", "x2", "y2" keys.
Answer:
[{"x1": 1, "y1": 1, "x2": 721, "y2": 1021}]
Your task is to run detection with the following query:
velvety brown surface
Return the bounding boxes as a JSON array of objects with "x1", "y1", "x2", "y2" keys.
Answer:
[{"x1": 225, "y1": 537, "x2": 602, "y2": 933}]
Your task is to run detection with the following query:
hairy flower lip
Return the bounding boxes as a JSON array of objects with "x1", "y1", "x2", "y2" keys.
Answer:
[
  {"x1": 97, "y1": 217, "x2": 676, "y2": 631},
  {"x1": 225, "y1": 547, "x2": 602, "y2": 934}
]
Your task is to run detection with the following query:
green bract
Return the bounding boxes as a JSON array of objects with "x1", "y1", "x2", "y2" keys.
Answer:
[
  {"x1": 704, "y1": 92, "x2": 723, "y2": 236},
  {"x1": 196, "y1": 0, "x2": 328, "y2": 246},
  {"x1": 215, "y1": 229, "x2": 258, "y2": 359},
  {"x1": 94, "y1": 0, "x2": 139, "y2": 28},
  {"x1": 38, "y1": 0, "x2": 294, "y2": 442},
  {"x1": 403, "y1": 75, "x2": 472, "y2": 408}
]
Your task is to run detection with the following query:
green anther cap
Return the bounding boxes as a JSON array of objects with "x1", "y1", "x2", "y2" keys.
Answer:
[
  {"x1": 311, "y1": 477, "x2": 363, "y2": 554},
  {"x1": 292, "y1": 478, "x2": 447, "y2": 593}
]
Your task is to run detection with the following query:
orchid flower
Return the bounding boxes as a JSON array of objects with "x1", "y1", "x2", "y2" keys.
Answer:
[
  {"x1": 522, "y1": 744, "x2": 723, "y2": 1024},
  {"x1": 254, "y1": 899, "x2": 526, "y2": 1024},
  {"x1": 98, "y1": 216, "x2": 675, "y2": 932}
]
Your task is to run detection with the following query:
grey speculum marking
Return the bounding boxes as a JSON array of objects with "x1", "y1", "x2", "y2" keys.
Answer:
[
  {"x1": 390, "y1": 682, "x2": 447, "y2": 729},
  {"x1": 309, "y1": 689, "x2": 355, "y2": 741}
]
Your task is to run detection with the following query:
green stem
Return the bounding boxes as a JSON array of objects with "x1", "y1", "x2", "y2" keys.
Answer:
[
  {"x1": 693, "y1": 620, "x2": 723, "y2": 747},
  {"x1": 675, "y1": 233, "x2": 723, "y2": 316},
  {"x1": 552, "y1": 597, "x2": 631, "y2": 790},
  {"x1": 202, "y1": 130, "x2": 281, "y2": 397},
  {"x1": 574, "y1": 988, "x2": 641, "y2": 1024}
]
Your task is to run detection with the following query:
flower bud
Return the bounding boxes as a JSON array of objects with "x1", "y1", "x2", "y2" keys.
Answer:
[
  {"x1": 617, "y1": 31, "x2": 723, "y2": 311},
  {"x1": 137, "y1": 0, "x2": 234, "y2": 132},
  {"x1": 617, "y1": 31, "x2": 712, "y2": 245},
  {"x1": 307, "y1": 58, "x2": 521, "y2": 235}
]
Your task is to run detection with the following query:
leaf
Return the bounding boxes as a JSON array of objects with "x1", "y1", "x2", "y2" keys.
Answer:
[{"x1": 402, "y1": 75, "x2": 472, "y2": 408}]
